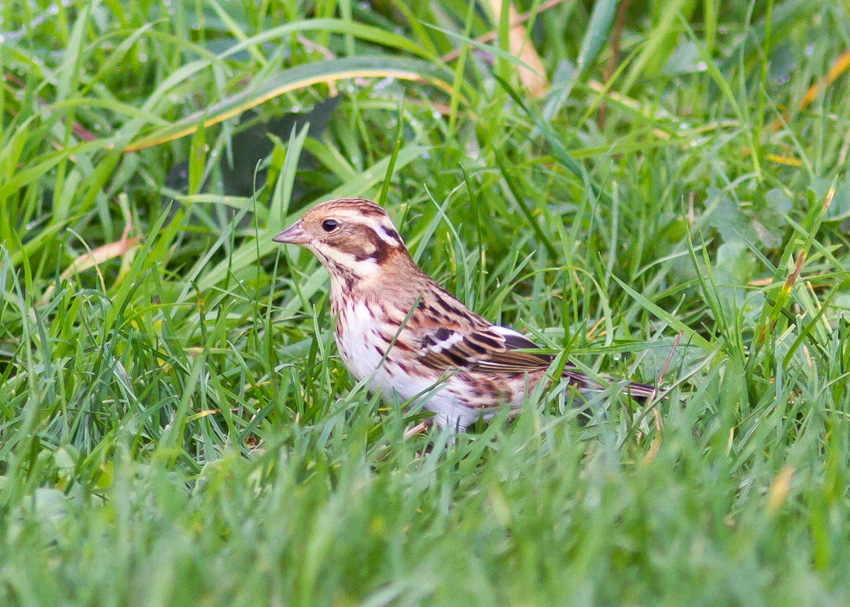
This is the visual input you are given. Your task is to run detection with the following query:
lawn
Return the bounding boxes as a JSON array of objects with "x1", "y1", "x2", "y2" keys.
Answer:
[{"x1": 2, "y1": 0, "x2": 850, "y2": 605}]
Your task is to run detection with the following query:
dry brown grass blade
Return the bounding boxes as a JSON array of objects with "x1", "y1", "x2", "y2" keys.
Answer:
[
  {"x1": 656, "y1": 330, "x2": 684, "y2": 394},
  {"x1": 296, "y1": 35, "x2": 339, "y2": 96},
  {"x1": 642, "y1": 408, "x2": 663, "y2": 463},
  {"x1": 772, "y1": 49, "x2": 850, "y2": 132},
  {"x1": 39, "y1": 211, "x2": 138, "y2": 304},
  {"x1": 597, "y1": 0, "x2": 631, "y2": 129},
  {"x1": 486, "y1": 0, "x2": 548, "y2": 96},
  {"x1": 4, "y1": 73, "x2": 98, "y2": 142},
  {"x1": 641, "y1": 329, "x2": 682, "y2": 464},
  {"x1": 440, "y1": 0, "x2": 569, "y2": 63},
  {"x1": 765, "y1": 466, "x2": 794, "y2": 514},
  {"x1": 403, "y1": 421, "x2": 430, "y2": 439}
]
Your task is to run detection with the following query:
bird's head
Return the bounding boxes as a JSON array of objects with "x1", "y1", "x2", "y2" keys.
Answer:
[{"x1": 274, "y1": 198, "x2": 411, "y2": 282}]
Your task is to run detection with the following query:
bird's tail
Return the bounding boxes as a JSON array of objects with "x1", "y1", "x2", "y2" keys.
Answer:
[{"x1": 562, "y1": 369, "x2": 657, "y2": 400}]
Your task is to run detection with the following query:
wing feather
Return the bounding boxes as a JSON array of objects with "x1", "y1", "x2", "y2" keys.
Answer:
[
  {"x1": 417, "y1": 324, "x2": 555, "y2": 373},
  {"x1": 405, "y1": 288, "x2": 655, "y2": 397},
  {"x1": 413, "y1": 324, "x2": 656, "y2": 398}
]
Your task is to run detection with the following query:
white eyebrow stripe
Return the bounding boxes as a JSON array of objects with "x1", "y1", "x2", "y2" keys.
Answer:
[{"x1": 373, "y1": 225, "x2": 400, "y2": 246}]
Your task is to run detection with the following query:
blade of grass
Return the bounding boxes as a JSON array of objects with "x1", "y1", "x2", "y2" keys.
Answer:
[{"x1": 124, "y1": 56, "x2": 454, "y2": 151}]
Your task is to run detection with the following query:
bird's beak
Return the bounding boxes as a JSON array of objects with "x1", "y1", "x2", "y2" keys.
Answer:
[{"x1": 273, "y1": 221, "x2": 310, "y2": 245}]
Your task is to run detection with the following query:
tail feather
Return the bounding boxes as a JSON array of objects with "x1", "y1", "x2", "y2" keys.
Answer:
[
  {"x1": 621, "y1": 379, "x2": 657, "y2": 399},
  {"x1": 562, "y1": 369, "x2": 657, "y2": 400}
]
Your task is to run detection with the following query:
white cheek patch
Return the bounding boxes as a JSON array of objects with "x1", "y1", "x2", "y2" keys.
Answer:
[
  {"x1": 320, "y1": 245, "x2": 380, "y2": 276},
  {"x1": 350, "y1": 258, "x2": 381, "y2": 276}
]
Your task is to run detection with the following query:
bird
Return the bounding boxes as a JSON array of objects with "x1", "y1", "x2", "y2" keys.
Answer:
[{"x1": 274, "y1": 197, "x2": 655, "y2": 432}]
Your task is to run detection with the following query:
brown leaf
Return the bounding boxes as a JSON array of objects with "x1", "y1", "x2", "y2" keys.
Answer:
[{"x1": 487, "y1": 0, "x2": 548, "y2": 97}]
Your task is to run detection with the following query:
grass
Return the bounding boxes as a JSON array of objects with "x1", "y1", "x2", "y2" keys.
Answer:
[{"x1": 2, "y1": 0, "x2": 850, "y2": 604}]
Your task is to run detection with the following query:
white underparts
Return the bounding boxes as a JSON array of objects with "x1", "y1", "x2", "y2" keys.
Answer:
[{"x1": 335, "y1": 301, "x2": 486, "y2": 433}]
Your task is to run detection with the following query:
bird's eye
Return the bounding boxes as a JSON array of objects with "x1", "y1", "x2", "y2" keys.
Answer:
[{"x1": 321, "y1": 219, "x2": 339, "y2": 232}]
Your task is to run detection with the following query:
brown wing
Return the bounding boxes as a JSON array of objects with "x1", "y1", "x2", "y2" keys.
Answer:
[
  {"x1": 413, "y1": 323, "x2": 657, "y2": 398},
  {"x1": 415, "y1": 324, "x2": 556, "y2": 374},
  {"x1": 403, "y1": 282, "x2": 655, "y2": 397}
]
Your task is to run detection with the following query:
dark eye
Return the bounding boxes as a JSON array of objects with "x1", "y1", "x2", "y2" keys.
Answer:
[{"x1": 321, "y1": 219, "x2": 339, "y2": 232}]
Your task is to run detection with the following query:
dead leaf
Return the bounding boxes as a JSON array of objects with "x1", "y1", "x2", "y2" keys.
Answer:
[{"x1": 487, "y1": 0, "x2": 548, "y2": 97}]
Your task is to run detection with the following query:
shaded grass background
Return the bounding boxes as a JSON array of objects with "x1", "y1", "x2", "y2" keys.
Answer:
[{"x1": 2, "y1": 0, "x2": 850, "y2": 604}]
